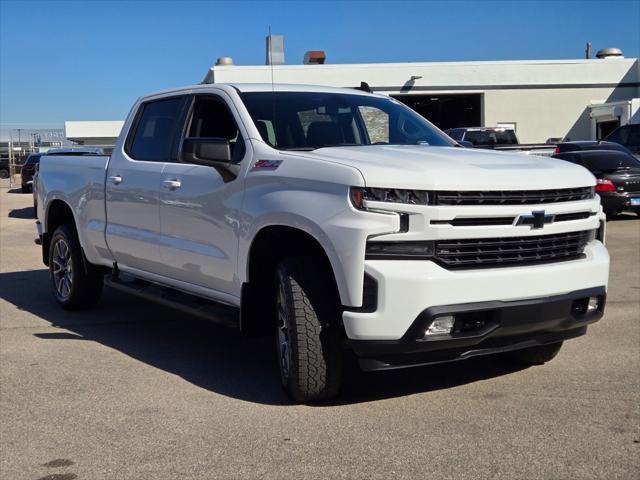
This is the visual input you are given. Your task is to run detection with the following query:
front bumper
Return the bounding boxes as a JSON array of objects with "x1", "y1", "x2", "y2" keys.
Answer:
[
  {"x1": 350, "y1": 286, "x2": 605, "y2": 370},
  {"x1": 343, "y1": 241, "x2": 609, "y2": 340}
]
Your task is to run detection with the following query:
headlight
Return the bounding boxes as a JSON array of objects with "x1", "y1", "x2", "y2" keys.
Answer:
[{"x1": 350, "y1": 186, "x2": 429, "y2": 210}]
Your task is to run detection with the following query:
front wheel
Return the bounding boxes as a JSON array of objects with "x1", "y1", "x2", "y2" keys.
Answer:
[
  {"x1": 504, "y1": 342, "x2": 563, "y2": 365},
  {"x1": 49, "y1": 225, "x2": 104, "y2": 310},
  {"x1": 275, "y1": 257, "x2": 342, "y2": 402}
]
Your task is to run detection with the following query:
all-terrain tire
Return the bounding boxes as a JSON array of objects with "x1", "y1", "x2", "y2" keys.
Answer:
[
  {"x1": 49, "y1": 225, "x2": 104, "y2": 310},
  {"x1": 505, "y1": 342, "x2": 563, "y2": 365},
  {"x1": 275, "y1": 257, "x2": 342, "y2": 402}
]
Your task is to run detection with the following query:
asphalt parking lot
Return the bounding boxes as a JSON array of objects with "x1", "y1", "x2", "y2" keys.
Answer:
[{"x1": 0, "y1": 182, "x2": 638, "y2": 480}]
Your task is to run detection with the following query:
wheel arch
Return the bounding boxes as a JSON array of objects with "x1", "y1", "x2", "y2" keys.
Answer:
[
  {"x1": 240, "y1": 224, "x2": 344, "y2": 337},
  {"x1": 43, "y1": 199, "x2": 80, "y2": 267}
]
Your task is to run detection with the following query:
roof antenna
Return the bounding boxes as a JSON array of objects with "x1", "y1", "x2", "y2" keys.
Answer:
[
  {"x1": 355, "y1": 81, "x2": 372, "y2": 93},
  {"x1": 268, "y1": 26, "x2": 277, "y2": 147}
]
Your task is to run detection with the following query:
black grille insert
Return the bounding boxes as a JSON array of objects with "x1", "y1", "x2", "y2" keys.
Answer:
[
  {"x1": 435, "y1": 230, "x2": 592, "y2": 268},
  {"x1": 433, "y1": 187, "x2": 594, "y2": 205}
]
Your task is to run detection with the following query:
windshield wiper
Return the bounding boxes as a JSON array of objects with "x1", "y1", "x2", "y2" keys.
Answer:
[{"x1": 282, "y1": 147, "x2": 318, "y2": 151}]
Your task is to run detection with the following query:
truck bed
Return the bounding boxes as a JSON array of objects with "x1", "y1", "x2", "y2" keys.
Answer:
[{"x1": 37, "y1": 153, "x2": 112, "y2": 266}]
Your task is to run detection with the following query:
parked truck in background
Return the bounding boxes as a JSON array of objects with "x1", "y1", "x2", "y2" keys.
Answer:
[
  {"x1": 445, "y1": 126, "x2": 557, "y2": 156},
  {"x1": 604, "y1": 123, "x2": 640, "y2": 156},
  {"x1": 36, "y1": 84, "x2": 610, "y2": 401}
]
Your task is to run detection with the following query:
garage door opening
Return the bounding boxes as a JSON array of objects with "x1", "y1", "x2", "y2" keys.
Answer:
[{"x1": 391, "y1": 94, "x2": 482, "y2": 131}]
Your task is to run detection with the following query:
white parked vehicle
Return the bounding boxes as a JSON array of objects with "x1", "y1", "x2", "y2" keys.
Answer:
[{"x1": 36, "y1": 84, "x2": 610, "y2": 401}]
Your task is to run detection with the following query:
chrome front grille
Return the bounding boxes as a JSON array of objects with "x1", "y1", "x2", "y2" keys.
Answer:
[
  {"x1": 434, "y1": 230, "x2": 592, "y2": 268},
  {"x1": 433, "y1": 187, "x2": 594, "y2": 205}
]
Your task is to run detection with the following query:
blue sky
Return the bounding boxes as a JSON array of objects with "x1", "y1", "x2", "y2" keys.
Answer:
[{"x1": 1, "y1": 0, "x2": 639, "y2": 132}]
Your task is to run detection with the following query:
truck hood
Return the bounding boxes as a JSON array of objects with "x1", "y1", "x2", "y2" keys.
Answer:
[{"x1": 301, "y1": 145, "x2": 595, "y2": 190}]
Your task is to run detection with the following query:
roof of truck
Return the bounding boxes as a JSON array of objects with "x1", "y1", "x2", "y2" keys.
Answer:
[
  {"x1": 228, "y1": 83, "x2": 374, "y2": 95},
  {"x1": 142, "y1": 82, "x2": 379, "y2": 100}
]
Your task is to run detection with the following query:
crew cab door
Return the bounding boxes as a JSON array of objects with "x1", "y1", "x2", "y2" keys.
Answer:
[
  {"x1": 158, "y1": 93, "x2": 248, "y2": 300},
  {"x1": 105, "y1": 95, "x2": 188, "y2": 275}
]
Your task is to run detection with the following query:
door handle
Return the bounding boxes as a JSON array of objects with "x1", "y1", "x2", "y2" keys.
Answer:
[
  {"x1": 163, "y1": 179, "x2": 182, "y2": 190},
  {"x1": 109, "y1": 175, "x2": 123, "y2": 185}
]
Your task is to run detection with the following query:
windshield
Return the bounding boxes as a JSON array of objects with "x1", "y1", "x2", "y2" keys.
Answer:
[
  {"x1": 240, "y1": 91, "x2": 456, "y2": 150},
  {"x1": 464, "y1": 129, "x2": 518, "y2": 146}
]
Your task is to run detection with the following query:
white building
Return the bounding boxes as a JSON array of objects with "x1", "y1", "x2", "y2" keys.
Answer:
[
  {"x1": 64, "y1": 54, "x2": 639, "y2": 146},
  {"x1": 65, "y1": 120, "x2": 124, "y2": 146},
  {"x1": 204, "y1": 56, "x2": 640, "y2": 143}
]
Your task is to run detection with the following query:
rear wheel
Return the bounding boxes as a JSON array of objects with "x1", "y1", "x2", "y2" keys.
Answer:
[
  {"x1": 504, "y1": 342, "x2": 563, "y2": 365},
  {"x1": 0, "y1": 168, "x2": 9, "y2": 179},
  {"x1": 49, "y1": 225, "x2": 103, "y2": 310},
  {"x1": 275, "y1": 257, "x2": 342, "y2": 402}
]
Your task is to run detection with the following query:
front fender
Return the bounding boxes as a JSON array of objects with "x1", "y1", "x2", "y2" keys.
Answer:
[{"x1": 238, "y1": 183, "x2": 398, "y2": 307}]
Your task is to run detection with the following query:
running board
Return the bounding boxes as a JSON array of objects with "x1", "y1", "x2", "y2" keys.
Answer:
[{"x1": 104, "y1": 274, "x2": 239, "y2": 328}]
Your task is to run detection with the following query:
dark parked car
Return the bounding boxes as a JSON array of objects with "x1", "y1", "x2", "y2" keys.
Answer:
[
  {"x1": 604, "y1": 124, "x2": 640, "y2": 155},
  {"x1": 0, "y1": 157, "x2": 9, "y2": 179},
  {"x1": 554, "y1": 149, "x2": 640, "y2": 217},
  {"x1": 554, "y1": 140, "x2": 634, "y2": 155},
  {"x1": 20, "y1": 153, "x2": 42, "y2": 192}
]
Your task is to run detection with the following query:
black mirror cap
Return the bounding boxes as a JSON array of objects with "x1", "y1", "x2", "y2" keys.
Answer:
[{"x1": 181, "y1": 138, "x2": 232, "y2": 167}]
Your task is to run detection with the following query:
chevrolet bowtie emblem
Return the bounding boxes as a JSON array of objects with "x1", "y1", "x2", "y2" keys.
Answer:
[{"x1": 517, "y1": 210, "x2": 555, "y2": 229}]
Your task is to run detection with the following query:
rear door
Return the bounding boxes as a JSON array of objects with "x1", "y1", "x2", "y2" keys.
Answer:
[
  {"x1": 105, "y1": 95, "x2": 188, "y2": 275},
  {"x1": 157, "y1": 93, "x2": 248, "y2": 299}
]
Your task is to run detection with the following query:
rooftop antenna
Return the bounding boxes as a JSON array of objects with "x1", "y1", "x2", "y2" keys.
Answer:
[{"x1": 268, "y1": 27, "x2": 277, "y2": 147}]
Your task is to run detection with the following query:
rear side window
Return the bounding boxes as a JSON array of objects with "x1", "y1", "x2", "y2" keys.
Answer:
[
  {"x1": 464, "y1": 129, "x2": 518, "y2": 146},
  {"x1": 128, "y1": 97, "x2": 186, "y2": 161}
]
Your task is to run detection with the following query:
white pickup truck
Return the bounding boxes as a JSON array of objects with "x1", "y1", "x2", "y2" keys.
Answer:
[{"x1": 36, "y1": 84, "x2": 610, "y2": 401}]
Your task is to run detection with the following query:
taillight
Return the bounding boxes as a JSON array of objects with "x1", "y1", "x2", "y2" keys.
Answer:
[
  {"x1": 595, "y1": 178, "x2": 616, "y2": 193},
  {"x1": 553, "y1": 146, "x2": 560, "y2": 155}
]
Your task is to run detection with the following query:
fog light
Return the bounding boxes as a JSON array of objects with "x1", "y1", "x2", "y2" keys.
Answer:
[
  {"x1": 425, "y1": 315, "x2": 455, "y2": 336},
  {"x1": 587, "y1": 296, "x2": 600, "y2": 313}
]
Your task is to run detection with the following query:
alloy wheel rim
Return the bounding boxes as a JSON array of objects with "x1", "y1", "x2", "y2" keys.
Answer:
[
  {"x1": 276, "y1": 282, "x2": 291, "y2": 383},
  {"x1": 52, "y1": 238, "x2": 73, "y2": 300}
]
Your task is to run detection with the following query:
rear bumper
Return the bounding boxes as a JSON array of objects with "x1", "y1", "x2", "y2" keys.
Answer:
[
  {"x1": 350, "y1": 286, "x2": 605, "y2": 371},
  {"x1": 600, "y1": 192, "x2": 640, "y2": 212}
]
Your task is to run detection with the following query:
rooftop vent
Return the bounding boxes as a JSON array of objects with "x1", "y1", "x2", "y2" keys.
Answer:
[
  {"x1": 596, "y1": 48, "x2": 624, "y2": 59},
  {"x1": 266, "y1": 35, "x2": 285, "y2": 65},
  {"x1": 215, "y1": 57, "x2": 234, "y2": 66},
  {"x1": 303, "y1": 50, "x2": 326, "y2": 65}
]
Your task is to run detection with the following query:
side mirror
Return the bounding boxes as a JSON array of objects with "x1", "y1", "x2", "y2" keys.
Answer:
[
  {"x1": 181, "y1": 138, "x2": 231, "y2": 167},
  {"x1": 458, "y1": 140, "x2": 474, "y2": 148}
]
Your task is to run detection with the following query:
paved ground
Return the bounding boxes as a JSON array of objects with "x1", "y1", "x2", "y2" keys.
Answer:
[{"x1": 1, "y1": 181, "x2": 638, "y2": 480}]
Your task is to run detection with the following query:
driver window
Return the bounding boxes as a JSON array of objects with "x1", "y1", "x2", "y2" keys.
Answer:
[{"x1": 187, "y1": 96, "x2": 244, "y2": 162}]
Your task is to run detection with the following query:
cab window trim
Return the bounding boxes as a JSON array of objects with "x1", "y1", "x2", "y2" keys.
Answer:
[
  {"x1": 124, "y1": 95, "x2": 189, "y2": 162},
  {"x1": 177, "y1": 93, "x2": 247, "y2": 166}
]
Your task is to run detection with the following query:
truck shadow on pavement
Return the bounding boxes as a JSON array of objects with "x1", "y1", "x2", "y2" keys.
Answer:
[
  {"x1": 0, "y1": 269, "x2": 527, "y2": 406},
  {"x1": 8, "y1": 206, "x2": 35, "y2": 219}
]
